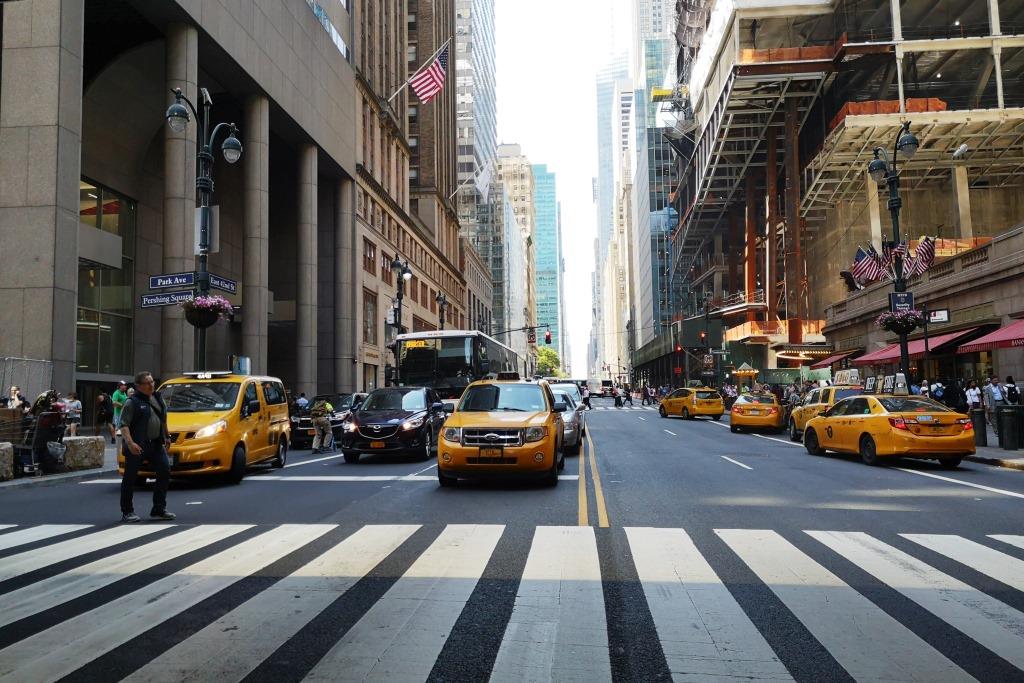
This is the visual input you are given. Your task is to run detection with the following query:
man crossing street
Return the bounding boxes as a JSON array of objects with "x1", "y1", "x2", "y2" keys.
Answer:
[{"x1": 119, "y1": 371, "x2": 174, "y2": 523}]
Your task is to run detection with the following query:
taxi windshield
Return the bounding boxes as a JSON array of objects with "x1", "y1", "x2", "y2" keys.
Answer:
[
  {"x1": 161, "y1": 382, "x2": 240, "y2": 412},
  {"x1": 361, "y1": 389, "x2": 426, "y2": 412},
  {"x1": 878, "y1": 396, "x2": 952, "y2": 413},
  {"x1": 459, "y1": 384, "x2": 546, "y2": 412},
  {"x1": 738, "y1": 394, "x2": 775, "y2": 404},
  {"x1": 833, "y1": 388, "x2": 862, "y2": 402},
  {"x1": 696, "y1": 391, "x2": 720, "y2": 400}
]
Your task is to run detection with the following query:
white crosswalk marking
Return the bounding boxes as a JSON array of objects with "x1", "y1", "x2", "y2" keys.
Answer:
[
  {"x1": 992, "y1": 535, "x2": 1024, "y2": 551},
  {"x1": 490, "y1": 526, "x2": 611, "y2": 682},
  {"x1": 0, "y1": 524, "x2": 91, "y2": 551},
  {"x1": 626, "y1": 527, "x2": 792, "y2": 682},
  {"x1": 0, "y1": 525, "x2": 167, "y2": 582},
  {"x1": 124, "y1": 525, "x2": 419, "y2": 683},
  {"x1": 903, "y1": 534, "x2": 1024, "y2": 592},
  {"x1": 809, "y1": 530, "x2": 1024, "y2": 672},
  {"x1": 0, "y1": 524, "x2": 330, "y2": 683},
  {"x1": 0, "y1": 525, "x2": 249, "y2": 629},
  {"x1": 303, "y1": 524, "x2": 503, "y2": 682},
  {"x1": 716, "y1": 529, "x2": 973, "y2": 682}
]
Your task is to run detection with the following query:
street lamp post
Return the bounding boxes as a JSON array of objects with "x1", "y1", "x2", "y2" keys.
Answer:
[
  {"x1": 165, "y1": 87, "x2": 243, "y2": 371},
  {"x1": 390, "y1": 256, "x2": 413, "y2": 383},
  {"x1": 868, "y1": 120, "x2": 920, "y2": 378},
  {"x1": 435, "y1": 292, "x2": 448, "y2": 330}
]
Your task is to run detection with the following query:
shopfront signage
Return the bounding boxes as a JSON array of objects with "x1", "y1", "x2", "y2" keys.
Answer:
[
  {"x1": 149, "y1": 272, "x2": 194, "y2": 289},
  {"x1": 141, "y1": 290, "x2": 194, "y2": 308},
  {"x1": 928, "y1": 308, "x2": 950, "y2": 324},
  {"x1": 889, "y1": 292, "x2": 914, "y2": 313},
  {"x1": 209, "y1": 273, "x2": 237, "y2": 295}
]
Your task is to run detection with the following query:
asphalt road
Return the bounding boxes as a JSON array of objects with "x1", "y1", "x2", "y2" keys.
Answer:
[{"x1": 2, "y1": 394, "x2": 1024, "y2": 682}]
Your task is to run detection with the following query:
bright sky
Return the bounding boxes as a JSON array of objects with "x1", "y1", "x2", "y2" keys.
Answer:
[{"x1": 495, "y1": 0, "x2": 631, "y2": 376}]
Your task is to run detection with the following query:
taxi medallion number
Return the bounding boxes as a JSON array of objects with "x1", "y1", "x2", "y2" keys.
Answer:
[
  {"x1": 480, "y1": 447, "x2": 503, "y2": 458},
  {"x1": 370, "y1": 441, "x2": 386, "y2": 448}
]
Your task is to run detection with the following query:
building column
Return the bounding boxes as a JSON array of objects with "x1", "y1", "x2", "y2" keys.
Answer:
[
  {"x1": 162, "y1": 22, "x2": 198, "y2": 377},
  {"x1": 242, "y1": 94, "x2": 269, "y2": 373},
  {"x1": 865, "y1": 170, "x2": 883, "y2": 250},
  {"x1": 744, "y1": 173, "x2": 759, "y2": 321},
  {"x1": 296, "y1": 144, "x2": 318, "y2": 397},
  {"x1": 0, "y1": 0, "x2": 83, "y2": 391},
  {"x1": 335, "y1": 176, "x2": 357, "y2": 391},
  {"x1": 784, "y1": 97, "x2": 803, "y2": 343},
  {"x1": 765, "y1": 132, "x2": 779, "y2": 322},
  {"x1": 727, "y1": 209, "x2": 740, "y2": 297},
  {"x1": 953, "y1": 165, "x2": 973, "y2": 238}
]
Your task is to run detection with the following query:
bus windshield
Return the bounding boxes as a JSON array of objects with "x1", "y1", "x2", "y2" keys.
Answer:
[{"x1": 399, "y1": 337, "x2": 474, "y2": 389}]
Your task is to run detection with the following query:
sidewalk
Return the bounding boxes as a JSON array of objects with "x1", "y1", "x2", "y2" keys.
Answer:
[
  {"x1": 0, "y1": 442, "x2": 119, "y2": 490},
  {"x1": 966, "y1": 423, "x2": 1024, "y2": 471}
]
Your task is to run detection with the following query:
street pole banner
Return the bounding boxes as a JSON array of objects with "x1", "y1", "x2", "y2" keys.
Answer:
[
  {"x1": 889, "y1": 292, "x2": 914, "y2": 312},
  {"x1": 209, "y1": 273, "x2": 237, "y2": 295},
  {"x1": 141, "y1": 290, "x2": 194, "y2": 308},
  {"x1": 149, "y1": 272, "x2": 195, "y2": 289}
]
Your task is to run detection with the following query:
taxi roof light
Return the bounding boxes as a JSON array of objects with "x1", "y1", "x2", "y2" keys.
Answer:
[
  {"x1": 181, "y1": 371, "x2": 234, "y2": 380},
  {"x1": 893, "y1": 373, "x2": 910, "y2": 396}
]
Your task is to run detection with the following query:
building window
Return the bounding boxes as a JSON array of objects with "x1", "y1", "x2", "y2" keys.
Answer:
[
  {"x1": 409, "y1": 275, "x2": 418, "y2": 304},
  {"x1": 381, "y1": 252, "x2": 393, "y2": 284},
  {"x1": 421, "y1": 283, "x2": 428, "y2": 306},
  {"x1": 364, "y1": 363, "x2": 378, "y2": 392},
  {"x1": 363, "y1": 238, "x2": 377, "y2": 274},
  {"x1": 363, "y1": 289, "x2": 378, "y2": 344}
]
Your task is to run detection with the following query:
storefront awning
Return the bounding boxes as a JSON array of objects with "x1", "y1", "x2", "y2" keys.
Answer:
[
  {"x1": 810, "y1": 350, "x2": 857, "y2": 369},
  {"x1": 852, "y1": 328, "x2": 979, "y2": 365},
  {"x1": 957, "y1": 319, "x2": 1024, "y2": 354}
]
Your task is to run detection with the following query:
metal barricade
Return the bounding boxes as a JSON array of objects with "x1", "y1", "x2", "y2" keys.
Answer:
[{"x1": 0, "y1": 357, "x2": 54, "y2": 402}]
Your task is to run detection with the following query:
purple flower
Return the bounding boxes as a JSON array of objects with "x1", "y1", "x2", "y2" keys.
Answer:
[{"x1": 182, "y1": 294, "x2": 234, "y2": 319}]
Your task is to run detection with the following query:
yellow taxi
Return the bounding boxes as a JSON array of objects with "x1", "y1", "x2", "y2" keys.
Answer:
[
  {"x1": 436, "y1": 378, "x2": 566, "y2": 486},
  {"x1": 117, "y1": 372, "x2": 291, "y2": 484},
  {"x1": 729, "y1": 393, "x2": 784, "y2": 433},
  {"x1": 658, "y1": 386, "x2": 724, "y2": 421},
  {"x1": 802, "y1": 387, "x2": 975, "y2": 468},
  {"x1": 788, "y1": 384, "x2": 865, "y2": 442}
]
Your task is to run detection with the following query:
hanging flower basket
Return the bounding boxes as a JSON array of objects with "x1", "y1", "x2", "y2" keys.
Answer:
[
  {"x1": 876, "y1": 309, "x2": 924, "y2": 335},
  {"x1": 182, "y1": 294, "x2": 234, "y2": 329}
]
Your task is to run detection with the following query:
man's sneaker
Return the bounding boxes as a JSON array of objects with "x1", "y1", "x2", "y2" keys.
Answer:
[
  {"x1": 121, "y1": 512, "x2": 141, "y2": 523},
  {"x1": 149, "y1": 510, "x2": 176, "y2": 521}
]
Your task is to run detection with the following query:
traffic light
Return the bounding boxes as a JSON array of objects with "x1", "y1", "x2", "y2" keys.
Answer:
[
  {"x1": 675, "y1": 344, "x2": 682, "y2": 353},
  {"x1": 544, "y1": 329, "x2": 552, "y2": 345},
  {"x1": 699, "y1": 330, "x2": 707, "y2": 343}
]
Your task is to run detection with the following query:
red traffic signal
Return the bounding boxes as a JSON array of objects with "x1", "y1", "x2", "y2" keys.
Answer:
[
  {"x1": 674, "y1": 344, "x2": 682, "y2": 353},
  {"x1": 699, "y1": 330, "x2": 707, "y2": 342},
  {"x1": 544, "y1": 330, "x2": 552, "y2": 345}
]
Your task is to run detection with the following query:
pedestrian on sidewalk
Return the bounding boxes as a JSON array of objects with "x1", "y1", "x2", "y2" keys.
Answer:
[
  {"x1": 1005, "y1": 376, "x2": 1020, "y2": 405},
  {"x1": 984, "y1": 376, "x2": 1006, "y2": 432},
  {"x1": 95, "y1": 391, "x2": 115, "y2": 442},
  {"x1": 119, "y1": 371, "x2": 175, "y2": 523},
  {"x1": 64, "y1": 392, "x2": 82, "y2": 436},
  {"x1": 966, "y1": 380, "x2": 982, "y2": 410},
  {"x1": 111, "y1": 381, "x2": 128, "y2": 443}
]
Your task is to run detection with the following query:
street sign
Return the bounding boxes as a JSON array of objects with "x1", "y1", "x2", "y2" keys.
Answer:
[
  {"x1": 710, "y1": 349, "x2": 727, "y2": 355},
  {"x1": 673, "y1": 367, "x2": 681, "y2": 374},
  {"x1": 703, "y1": 354, "x2": 714, "y2": 368},
  {"x1": 141, "y1": 290, "x2": 193, "y2": 308},
  {"x1": 149, "y1": 272, "x2": 194, "y2": 289},
  {"x1": 209, "y1": 273, "x2": 237, "y2": 295},
  {"x1": 928, "y1": 308, "x2": 950, "y2": 324},
  {"x1": 889, "y1": 292, "x2": 914, "y2": 312},
  {"x1": 527, "y1": 330, "x2": 536, "y2": 344},
  {"x1": 700, "y1": 370, "x2": 715, "y2": 376}
]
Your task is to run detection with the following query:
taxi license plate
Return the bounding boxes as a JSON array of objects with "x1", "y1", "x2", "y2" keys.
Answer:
[
  {"x1": 306, "y1": 429, "x2": 316, "y2": 436},
  {"x1": 480, "y1": 447, "x2": 503, "y2": 458},
  {"x1": 370, "y1": 441, "x2": 386, "y2": 449},
  {"x1": 750, "y1": 410, "x2": 760, "y2": 416}
]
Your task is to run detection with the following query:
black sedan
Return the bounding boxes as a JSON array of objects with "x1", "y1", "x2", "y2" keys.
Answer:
[
  {"x1": 340, "y1": 387, "x2": 447, "y2": 463},
  {"x1": 290, "y1": 393, "x2": 367, "y2": 449}
]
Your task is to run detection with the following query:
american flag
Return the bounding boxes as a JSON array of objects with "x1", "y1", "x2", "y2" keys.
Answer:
[
  {"x1": 863, "y1": 245, "x2": 886, "y2": 282},
  {"x1": 850, "y1": 247, "x2": 873, "y2": 281},
  {"x1": 409, "y1": 46, "x2": 449, "y2": 104},
  {"x1": 910, "y1": 236, "x2": 936, "y2": 276}
]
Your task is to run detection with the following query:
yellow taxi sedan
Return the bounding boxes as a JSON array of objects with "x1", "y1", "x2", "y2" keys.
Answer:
[
  {"x1": 659, "y1": 387, "x2": 724, "y2": 421},
  {"x1": 803, "y1": 394, "x2": 974, "y2": 468},
  {"x1": 729, "y1": 393, "x2": 784, "y2": 433}
]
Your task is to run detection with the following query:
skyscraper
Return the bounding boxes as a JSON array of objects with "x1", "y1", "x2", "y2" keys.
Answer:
[
  {"x1": 496, "y1": 144, "x2": 538, "y2": 370},
  {"x1": 531, "y1": 164, "x2": 563, "y2": 362}
]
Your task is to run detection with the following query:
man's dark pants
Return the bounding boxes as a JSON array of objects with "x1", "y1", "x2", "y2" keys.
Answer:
[{"x1": 121, "y1": 440, "x2": 170, "y2": 515}]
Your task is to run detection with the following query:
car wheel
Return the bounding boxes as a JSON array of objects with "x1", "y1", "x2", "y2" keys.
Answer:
[
  {"x1": 804, "y1": 429, "x2": 825, "y2": 456},
  {"x1": 682, "y1": 408, "x2": 690, "y2": 420},
  {"x1": 566, "y1": 436, "x2": 582, "y2": 456},
  {"x1": 859, "y1": 435, "x2": 880, "y2": 466},
  {"x1": 712, "y1": 415, "x2": 721, "y2": 421},
  {"x1": 545, "y1": 461, "x2": 559, "y2": 487},
  {"x1": 228, "y1": 445, "x2": 246, "y2": 484},
  {"x1": 343, "y1": 450, "x2": 360, "y2": 464},
  {"x1": 730, "y1": 424, "x2": 739, "y2": 433},
  {"x1": 938, "y1": 456, "x2": 963, "y2": 469},
  {"x1": 272, "y1": 438, "x2": 287, "y2": 468},
  {"x1": 557, "y1": 441, "x2": 567, "y2": 470},
  {"x1": 659, "y1": 405, "x2": 667, "y2": 418},
  {"x1": 438, "y1": 468, "x2": 456, "y2": 487},
  {"x1": 420, "y1": 432, "x2": 433, "y2": 461},
  {"x1": 789, "y1": 420, "x2": 800, "y2": 442}
]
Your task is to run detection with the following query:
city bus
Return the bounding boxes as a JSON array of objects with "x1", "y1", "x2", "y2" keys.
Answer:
[{"x1": 395, "y1": 330, "x2": 524, "y2": 399}]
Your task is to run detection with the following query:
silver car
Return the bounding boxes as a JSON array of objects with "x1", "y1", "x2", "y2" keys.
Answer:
[
  {"x1": 552, "y1": 389, "x2": 583, "y2": 455},
  {"x1": 551, "y1": 383, "x2": 587, "y2": 438}
]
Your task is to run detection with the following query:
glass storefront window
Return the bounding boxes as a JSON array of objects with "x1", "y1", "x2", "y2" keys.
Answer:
[
  {"x1": 76, "y1": 309, "x2": 100, "y2": 373},
  {"x1": 98, "y1": 314, "x2": 131, "y2": 375},
  {"x1": 101, "y1": 258, "x2": 134, "y2": 316},
  {"x1": 79, "y1": 181, "x2": 99, "y2": 228}
]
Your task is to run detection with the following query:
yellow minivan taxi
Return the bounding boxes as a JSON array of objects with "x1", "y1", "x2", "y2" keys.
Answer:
[
  {"x1": 659, "y1": 387, "x2": 724, "y2": 420},
  {"x1": 117, "y1": 372, "x2": 291, "y2": 483},
  {"x1": 437, "y1": 379, "x2": 566, "y2": 486}
]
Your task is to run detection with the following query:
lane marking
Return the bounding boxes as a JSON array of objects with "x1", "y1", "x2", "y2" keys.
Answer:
[
  {"x1": 0, "y1": 524, "x2": 91, "y2": 552},
  {"x1": 638, "y1": 417, "x2": 646, "y2": 421},
  {"x1": 752, "y1": 433, "x2": 802, "y2": 448},
  {"x1": 663, "y1": 430, "x2": 677, "y2": 436},
  {"x1": 490, "y1": 527, "x2": 611, "y2": 681},
  {"x1": 894, "y1": 467, "x2": 1024, "y2": 499},
  {"x1": 626, "y1": 528, "x2": 790, "y2": 681},
  {"x1": 721, "y1": 456, "x2": 753, "y2": 470},
  {"x1": 80, "y1": 474, "x2": 579, "y2": 483},
  {"x1": 406, "y1": 463, "x2": 438, "y2": 477},
  {"x1": 991, "y1": 535, "x2": 1024, "y2": 551},
  {"x1": 0, "y1": 526, "x2": 168, "y2": 583},
  {"x1": 578, "y1": 431, "x2": 589, "y2": 527},
  {"x1": 902, "y1": 534, "x2": 1024, "y2": 592},
  {"x1": 303, "y1": 525, "x2": 503, "y2": 682},
  {"x1": 716, "y1": 529, "x2": 973, "y2": 683},
  {"x1": 284, "y1": 453, "x2": 344, "y2": 468},
  {"x1": 585, "y1": 428, "x2": 610, "y2": 528}
]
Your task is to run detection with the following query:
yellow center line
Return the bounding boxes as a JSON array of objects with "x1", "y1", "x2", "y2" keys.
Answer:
[
  {"x1": 585, "y1": 428, "x2": 610, "y2": 528},
  {"x1": 577, "y1": 436, "x2": 589, "y2": 526}
]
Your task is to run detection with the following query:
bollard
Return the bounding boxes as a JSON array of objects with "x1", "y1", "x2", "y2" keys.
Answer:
[
  {"x1": 999, "y1": 405, "x2": 1021, "y2": 451},
  {"x1": 971, "y1": 408, "x2": 987, "y2": 447}
]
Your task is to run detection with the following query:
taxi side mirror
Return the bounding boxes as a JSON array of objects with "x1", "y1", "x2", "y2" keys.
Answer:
[
  {"x1": 553, "y1": 401, "x2": 567, "y2": 413},
  {"x1": 243, "y1": 399, "x2": 260, "y2": 417}
]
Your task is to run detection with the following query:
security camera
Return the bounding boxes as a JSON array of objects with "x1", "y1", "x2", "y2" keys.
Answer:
[{"x1": 952, "y1": 143, "x2": 969, "y2": 159}]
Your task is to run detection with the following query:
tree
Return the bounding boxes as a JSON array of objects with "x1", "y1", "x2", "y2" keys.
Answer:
[{"x1": 536, "y1": 347, "x2": 562, "y2": 376}]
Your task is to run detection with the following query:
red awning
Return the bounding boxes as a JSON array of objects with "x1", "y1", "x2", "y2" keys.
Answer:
[
  {"x1": 810, "y1": 351, "x2": 856, "y2": 369},
  {"x1": 853, "y1": 328, "x2": 978, "y2": 365},
  {"x1": 957, "y1": 319, "x2": 1024, "y2": 354}
]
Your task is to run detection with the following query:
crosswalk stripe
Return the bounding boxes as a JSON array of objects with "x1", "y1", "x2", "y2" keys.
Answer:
[
  {"x1": 0, "y1": 524, "x2": 331, "y2": 683},
  {"x1": 991, "y1": 535, "x2": 1024, "y2": 551},
  {"x1": 625, "y1": 527, "x2": 791, "y2": 681},
  {"x1": 123, "y1": 525, "x2": 419, "y2": 683},
  {"x1": 0, "y1": 524, "x2": 91, "y2": 552},
  {"x1": 903, "y1": 534, "x2": 1024, "y2": 592},
  {"x1": 717, "y1": 529, "x2": 974, "y2": 682},
  {"x1": 0, "y1": 525, "x2": 167, "y2": 583},
  {"x1": 489, "y1": 526, "x2": 611, "y2": 682},
  {"x1": 0, "y1": 525, "x2": 16, "y2": 533},
  {"x1": 809, "y1": 530, "x2": 1024, "y2": 672},
  {"x1": 302, "y1": 524, "x2": 503, "y2": 682},
  {"x1": 0, "y1": 525, "x2": 249, "y2": 629}
]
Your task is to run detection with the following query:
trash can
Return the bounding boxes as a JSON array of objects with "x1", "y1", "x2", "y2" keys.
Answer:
[
  {"x1": 997, "y1": 405, "x2": 1021, "y2": 451},
  {"x1": 971, "y1": 408, "x2": 988, "y2": 447}
]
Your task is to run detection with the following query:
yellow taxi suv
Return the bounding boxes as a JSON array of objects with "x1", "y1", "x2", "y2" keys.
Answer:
[
  {"x1": 788, "y1": 384, "x2": 864, "y2": 442},
  {"x1": 802, "y1": 394, "x2": 974, "y2": 468},
  {"x1": 437, "y1": 379, "x2": 566, "y2": 487},
  {"x1": 117, "y1": 372, "x2": 291, "y2": 484},
  {"x1": 659, "y1": 387, "x2": 724, "y2": 421},
  {"x1": 729, "y1": 393, "x2": 784, "y2": 433}
]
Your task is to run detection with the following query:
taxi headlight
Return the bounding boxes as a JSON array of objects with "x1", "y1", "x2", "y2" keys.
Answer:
[
  {"x1": 193, "y1": 420, "x2": 228, "y2": 439},
  {"x1": 524, "y1": 426, "x2": 547, "y2": 443},
  {"x1": 443, "y1": 427, "x2": 462, "y2": 443},
  {"x1": 401, "y1": 415, "x2": 425, "y2": 431}
]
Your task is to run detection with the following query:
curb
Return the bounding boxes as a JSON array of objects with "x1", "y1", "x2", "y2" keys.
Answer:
[
  {"x1": 966, "y1": 454, "x2": 1024, "y2": 471},
  {"x1": 0, "y1": 466, "x2": 119, "y2": 490}
]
